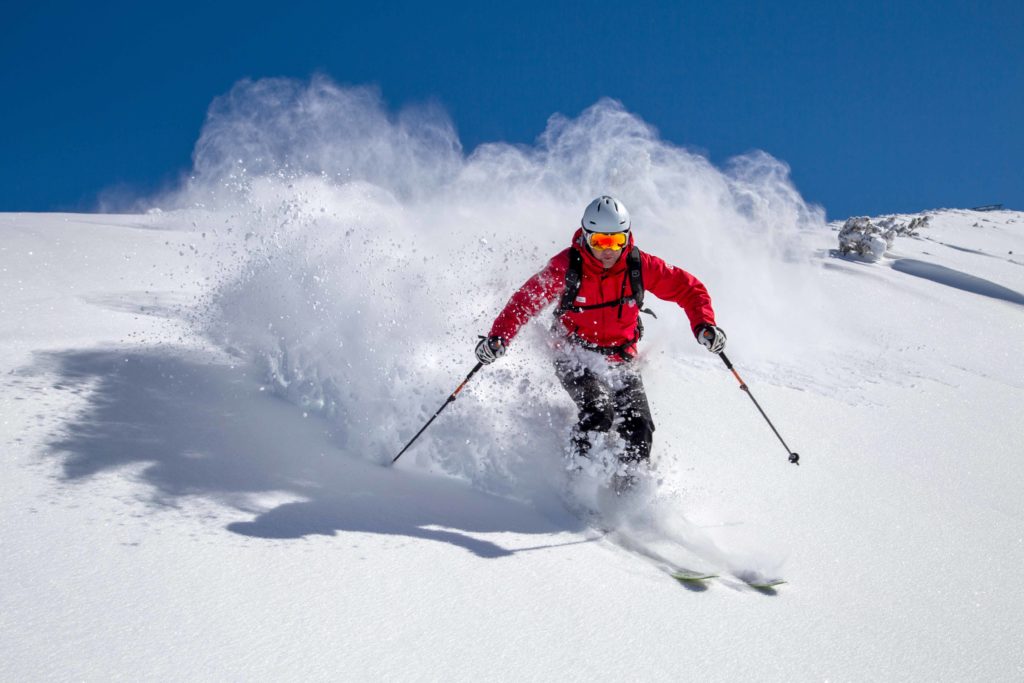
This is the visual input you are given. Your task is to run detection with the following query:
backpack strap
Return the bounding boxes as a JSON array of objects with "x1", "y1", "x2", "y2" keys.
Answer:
[
  {"x1": 554, "y1": 247, "x2": 583, "y2": 317},
  {"x1": 620, "y1": 247, "x2": 652, "y2": 318},
  {"x1": 628, "y1": 247, "x2": 657, "y2": 319}
]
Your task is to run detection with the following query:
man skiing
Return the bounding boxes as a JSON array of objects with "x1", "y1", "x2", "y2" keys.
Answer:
[{"x1": 474, "y1": 196, "x2": 726, "y2": 490}]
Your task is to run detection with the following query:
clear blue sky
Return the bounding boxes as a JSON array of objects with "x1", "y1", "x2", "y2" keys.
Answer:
[{"x1": 2, "y1": 0, "x2": 1021, "y2": 218}]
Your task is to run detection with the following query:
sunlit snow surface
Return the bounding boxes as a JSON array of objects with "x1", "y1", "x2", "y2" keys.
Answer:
[{"x1": 2, "y1": 81, "x2": 1023, "y2": 680}]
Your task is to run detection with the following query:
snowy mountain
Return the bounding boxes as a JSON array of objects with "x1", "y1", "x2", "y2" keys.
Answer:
[{"x1": 3, "y1": 204, "x2": 1021, "y2": 681}]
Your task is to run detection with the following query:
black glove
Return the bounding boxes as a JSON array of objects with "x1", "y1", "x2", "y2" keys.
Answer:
[
  {"x1": 694, "y1": 323, "x2": 727, "y2": 354},
  {"x1": 475, "y1": 336, "x2": 507, "y2": 364}
]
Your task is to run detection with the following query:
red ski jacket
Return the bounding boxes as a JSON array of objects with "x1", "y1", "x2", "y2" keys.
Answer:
[{"x1": 488, "y1": 228, "x2": 716, "y2": 358}]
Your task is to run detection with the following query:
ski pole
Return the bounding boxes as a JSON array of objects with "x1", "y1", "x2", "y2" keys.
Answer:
[
  {"x1": 718, "y1": 352, "x2": 800, "y2": 465},
  {"x1": 391, "y1": 362, "x2": 484, "y2": 465}
]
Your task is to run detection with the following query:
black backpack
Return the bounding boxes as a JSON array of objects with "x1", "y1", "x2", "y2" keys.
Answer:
[{"x1": 554, "y1": 246, "x2": 656, "y2": 354}]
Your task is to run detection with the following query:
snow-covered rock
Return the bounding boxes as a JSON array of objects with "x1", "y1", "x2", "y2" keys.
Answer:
[{"x1": 836, "y1": 214, "x2": 930, "y2": 260}]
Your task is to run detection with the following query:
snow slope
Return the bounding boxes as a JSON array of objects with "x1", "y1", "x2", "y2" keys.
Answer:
[
  {"x1": 2, "y1": 85, "x2": 1023, "y2": 680},
  {"x1": 3, "y1": 207, "x2": 1022, "y2": 681}
]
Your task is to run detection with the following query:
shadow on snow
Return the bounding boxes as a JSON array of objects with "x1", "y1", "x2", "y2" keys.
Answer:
[
  {"x1": 32, "y1": 347, "x2": 583, "y2": 558},
  {"x1": 891, "y1": 258, "x2": 1024, "y2": 306}
]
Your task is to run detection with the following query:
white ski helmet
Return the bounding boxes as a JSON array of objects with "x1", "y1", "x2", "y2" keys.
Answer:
[{"x1": 581, "y1": 195, "x2": 631, "y2": 233}]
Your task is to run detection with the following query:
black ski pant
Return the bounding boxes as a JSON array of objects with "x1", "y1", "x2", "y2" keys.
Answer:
[{"x1": 553, "y1": 355, "x2": 655, "y2": 465}]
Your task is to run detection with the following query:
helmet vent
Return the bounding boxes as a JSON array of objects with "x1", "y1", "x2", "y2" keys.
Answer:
[{"x1": 581, "y1": 195, "x2": 630, "y2": 234}]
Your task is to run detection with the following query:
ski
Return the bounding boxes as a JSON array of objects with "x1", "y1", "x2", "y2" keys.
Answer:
[
  {"x1": 734, "y1": 570, "x2": 787, "y2": 590},
  {"x1": 743, "y1": 578, "x2": 787, "y2": 590},
  {"x1": 670, "y1": 569, "x2": 786, "y2": 590},
  {"x1": 670, "y1": 570, "x2": 719, "y2": 584},
  {"x1": 581, "y1": 512, "x2": 787, "y2": 591}
]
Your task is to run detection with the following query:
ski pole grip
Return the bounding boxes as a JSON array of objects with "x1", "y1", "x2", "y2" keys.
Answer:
[{"x1": 718, "y1": 351, "x2": 734, "y2": 370}]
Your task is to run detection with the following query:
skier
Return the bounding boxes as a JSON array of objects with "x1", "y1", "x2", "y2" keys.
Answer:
[{"x1": 474, "y1": 196, "x2": 727, "y2": 491}]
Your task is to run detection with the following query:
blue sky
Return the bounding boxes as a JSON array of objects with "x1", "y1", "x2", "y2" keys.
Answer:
[{"x1": 2, "y1": 0, "x2": 1021, "y2": 218}]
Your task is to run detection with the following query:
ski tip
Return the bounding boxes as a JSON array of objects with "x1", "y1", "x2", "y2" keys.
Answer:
[
  {"x1": 671, "y1": 571, "x2": 718, "y2": 583},
  {"x1": 745, "y1": 579, "x2": 787, "y2": 590},
  {"x1": 733, "y1": 570, "x2": 786, "y2": 589}
]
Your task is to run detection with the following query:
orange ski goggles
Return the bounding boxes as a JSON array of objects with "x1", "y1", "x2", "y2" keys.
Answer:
[{"x1": 586, "y1": 230, "x2": 628, "y2": 251}]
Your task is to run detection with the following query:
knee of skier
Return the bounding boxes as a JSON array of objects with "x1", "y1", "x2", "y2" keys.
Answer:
[
  {"x1": 622, "y1": 409, "x2": 654, "y2": 436},
  {"x1": 578, "y1": 405, "x2": 614, "y2": 433},
  {"x1": 618, "y1": 414, "x2": 654, "y2": 464}
]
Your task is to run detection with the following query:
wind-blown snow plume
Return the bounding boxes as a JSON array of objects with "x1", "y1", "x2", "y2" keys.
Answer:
[{"x1": 155, "y1": 75, "x2": 826, "y2": 501}]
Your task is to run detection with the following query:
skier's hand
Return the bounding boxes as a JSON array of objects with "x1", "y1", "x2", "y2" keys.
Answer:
[
  {"x1": 475, "y1": 335, "x2": 507, "y2": 364},
  {"x1": 695, "y1": 324, "x2": 727, "y2": 354}
]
